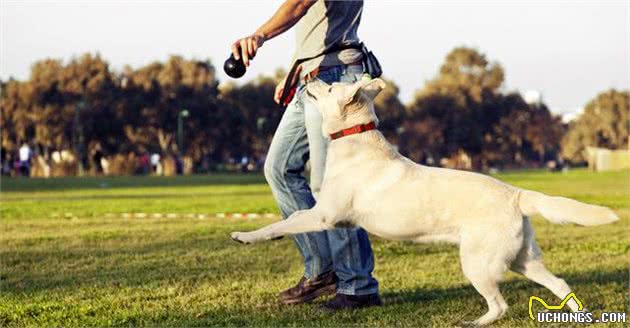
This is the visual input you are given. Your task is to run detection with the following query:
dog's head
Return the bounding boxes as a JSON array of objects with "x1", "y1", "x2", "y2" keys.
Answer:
[{"x1": 305, "y1": 78, "x2": 386, "y2": 137}]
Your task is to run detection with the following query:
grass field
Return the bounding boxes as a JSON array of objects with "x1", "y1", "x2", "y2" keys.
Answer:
[{"x1": 1, "y1": 169, "x2": 628, "y2": 327}]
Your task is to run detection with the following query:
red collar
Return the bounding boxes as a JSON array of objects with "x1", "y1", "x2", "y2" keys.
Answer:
[{"x1": 329, "y1": 121, "x2": 377, "y2": 140}]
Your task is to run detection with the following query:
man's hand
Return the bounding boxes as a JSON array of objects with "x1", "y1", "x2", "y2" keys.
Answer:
[
  {"x1": 229, "y1": 0, "x2": 316, "y2": 69},
  {"x1": 274, "y1": 78, "x2": 286, "y2": 104},
  {"x1": 274, "y1": 66, "x2": 301, "y2": 104},
  {"x1": 231, "y1": 33, "x2": 266, "y2": 67}
]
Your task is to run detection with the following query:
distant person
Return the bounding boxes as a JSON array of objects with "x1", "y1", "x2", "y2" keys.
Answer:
[
  {"x1": 92, "y1": 146, "x2": 104, "y2": 175},
  {"x1": 150, "y1": 153, "x2": 162, "y2": 175},
  {"x1": 100, "y1": 156, "x2": 110, "y2": 176},
  {"x1": 229, "y1": 0, "x2": 381, "y2": 310},
  {"x1": 240, "y1": 156, "x2": 249, "y2": 173},
  {"x1": 139, "y1": 152, "x2": 150, "y2": 175},
  {"x1": 18, "y1": 143, "x2": 32, "y2": 177},
  {"x1": 0, "y1": 150, "x2": 9, "y2": 176},
  {"x1": 174, "y1": 154, "x2": 184, "y2": 175}
]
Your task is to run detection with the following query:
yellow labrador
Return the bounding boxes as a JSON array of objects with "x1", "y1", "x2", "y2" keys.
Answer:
[{"x1": 231, "y1": 78, "x2": 618, "y2": 326}]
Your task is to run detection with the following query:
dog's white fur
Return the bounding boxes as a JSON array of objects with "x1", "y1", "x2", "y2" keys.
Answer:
[{"x1": 231, "y1": 78, "x2": 619, "y2": 326}]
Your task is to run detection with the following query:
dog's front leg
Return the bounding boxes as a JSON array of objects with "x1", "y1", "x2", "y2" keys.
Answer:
[{"x1": 231, "y1": 209, "x2": 331, "y2": 244}]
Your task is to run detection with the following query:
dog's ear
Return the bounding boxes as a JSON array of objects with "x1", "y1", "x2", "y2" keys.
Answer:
[
  {"x1": 360, "y1": 78, "x2": 386, "y2": 100},
  {"x1": 344, "y1": 78, "x2": 386, "y2": 104}
]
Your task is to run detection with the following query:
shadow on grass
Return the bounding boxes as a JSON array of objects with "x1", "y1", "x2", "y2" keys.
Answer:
[
  {"x1": 1, "y1": 174, "x2": 268, "y2": 192},
  {"x1": 169, "y1": 268, "x2": 627, "y2": 327},
  {"x1": 30, "y1": 268, "x2": 621, "y2": 327},
  {"x1": 381, "y1": 268, "x2": 628, "y2": 305},
  {"x1": 3, "y1": 229, "x2": 626, "y2": 310},
  {"x1": 1, "y1": 232, "x2": 294, "y2": 294},
  {"x1": 2, "y1": 227, "x2": 627, "y2": 327},
  {"x1": 2, "y1": 191, "x2": 269, "y2": 202}
]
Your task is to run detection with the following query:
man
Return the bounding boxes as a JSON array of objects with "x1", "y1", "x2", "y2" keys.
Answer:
[
  {"x1": 18, "y1": 143, "x2": 31, "y2": 177},
  {"x1": 230, "y1": 0, "x2": 380, "y2": 310}
]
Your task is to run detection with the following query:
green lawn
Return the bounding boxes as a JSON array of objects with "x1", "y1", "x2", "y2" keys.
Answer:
[{"x1": 1, "y1": 169, "x2": 628, "y2": 327}]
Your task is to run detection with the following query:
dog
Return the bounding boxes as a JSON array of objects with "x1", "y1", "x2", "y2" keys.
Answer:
[{"x1": 231, "y1": 78, "x2": 619, "y2": 326}]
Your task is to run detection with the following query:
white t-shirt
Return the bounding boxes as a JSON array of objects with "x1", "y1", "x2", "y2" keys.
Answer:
[
  {"x1": 150, "y1": 153, "x2": 161, "y2": 166},
  {"x1": 19, "y1": 145, "x2": 31, "y2": 161}
]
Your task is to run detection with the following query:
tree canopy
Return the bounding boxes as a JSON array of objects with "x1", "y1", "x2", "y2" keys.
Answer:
[
  {"x1": 404, "y1": 47, "x2": 565, "y2": 170},
  {"x1": 1, "y1": 47, "x2": 626, "y2": 175},
  {"x1": 562, "y1": 89, "x2": 629, "y2": 162}
]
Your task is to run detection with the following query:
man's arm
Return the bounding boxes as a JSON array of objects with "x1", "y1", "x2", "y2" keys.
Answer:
[{"x1": 231, "y1": 0, "x2": 316, "y2": 67}]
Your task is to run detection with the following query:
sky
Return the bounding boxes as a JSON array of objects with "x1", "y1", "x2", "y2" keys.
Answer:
[{"x1": 1, "y1": 0, "x2": 629, "y2": 115}]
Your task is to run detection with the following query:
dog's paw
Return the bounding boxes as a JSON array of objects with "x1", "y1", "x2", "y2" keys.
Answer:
[{"x1": 230, "y1": 232, "x2": 250, "y2": 244}]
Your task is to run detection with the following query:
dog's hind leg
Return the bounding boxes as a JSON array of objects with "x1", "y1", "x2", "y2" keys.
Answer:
[
  {"x1": 231, "y1": 208, "x2": 332, "y2": 244},
  {"x1": 510, "y1": 217, "x2": 580, "y2": 312},
  {"x1": 458, "y1": 230, "x2": 515, "y2": 326}
]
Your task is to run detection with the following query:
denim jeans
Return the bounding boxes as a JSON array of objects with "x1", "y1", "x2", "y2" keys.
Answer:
[{"x1": 264, "y1": 64, "x2": 379, "y2": 296}]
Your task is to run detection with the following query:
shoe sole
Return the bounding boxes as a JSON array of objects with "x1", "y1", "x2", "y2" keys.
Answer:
[{"x1": 280, "y1": 284, "x2": 337, "y2": 305}]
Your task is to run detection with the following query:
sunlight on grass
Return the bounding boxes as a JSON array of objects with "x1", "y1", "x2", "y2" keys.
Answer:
[{"x1": 0, "y1": 170, "x2": 628, "y2": 327}]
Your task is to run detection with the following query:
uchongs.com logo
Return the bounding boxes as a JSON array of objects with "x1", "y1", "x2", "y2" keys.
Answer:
[{"x1": 528, "y1": 292, "x2": 626, "y2": 324}]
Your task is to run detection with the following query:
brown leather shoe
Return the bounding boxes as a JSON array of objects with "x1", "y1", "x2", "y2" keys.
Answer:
[{"x1": 278, "y1": 271, "x2": 337, "y2": 305}]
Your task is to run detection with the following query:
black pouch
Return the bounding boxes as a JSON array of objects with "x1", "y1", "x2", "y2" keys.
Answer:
[{"x1": 361, "y1": 44, "x2": 383, "y2": 78}]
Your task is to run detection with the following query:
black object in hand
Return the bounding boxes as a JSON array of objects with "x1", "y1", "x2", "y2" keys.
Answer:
[{"x1": 224, "y1": 54, "x2": 247, "y2": 79}]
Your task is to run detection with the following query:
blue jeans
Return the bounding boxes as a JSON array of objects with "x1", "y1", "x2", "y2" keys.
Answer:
[{"x1": 264, "y1": 64, "x2": 379, "y2": 296}]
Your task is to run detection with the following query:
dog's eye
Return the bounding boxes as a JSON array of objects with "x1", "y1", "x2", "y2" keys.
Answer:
[{"x1": 327, "y1": 87, "x2": 332, "y2": 93}]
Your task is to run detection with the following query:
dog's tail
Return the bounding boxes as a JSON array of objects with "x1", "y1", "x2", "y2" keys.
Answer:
[{"x1": 518, "y1": 189, "x2": 619, "y2": 226}]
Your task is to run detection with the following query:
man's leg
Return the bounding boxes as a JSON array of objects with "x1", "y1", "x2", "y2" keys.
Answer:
[
  {"x1": 304, "y1": 67, "x2": 380, "y2": 306},
  {"x1": 263, "y1": 87, "x2": 336, "y2": 303}
]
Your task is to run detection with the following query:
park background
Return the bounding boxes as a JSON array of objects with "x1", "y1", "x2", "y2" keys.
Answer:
[
  {"x1": 1, "y1": 1, "x2": 629, "y2": 175},
  {"x1": 1, "y1": 1, "x2": 629, "y2": 327}
]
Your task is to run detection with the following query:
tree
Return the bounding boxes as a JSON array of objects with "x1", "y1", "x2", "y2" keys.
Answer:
[
  {"x1": 418, "y1": 46, "x2": 504, "y2": 104},
  {"x1": 0, "y1": 54, "x2": 223, "y2": 174},
  {"x1": 404, "y1": 47, "x2": 563, "y2": 170},
  {"x1": 372, "y1": 78, "x2": 406, "y2": 140},
  {"x1": 1, "y1": 54, "x2": 117, "y2": 162},
  {"x1": 562, "y1": 89, "x2": 629, "y2": 162},
  {"x1": 405, "y1": 47, "x2": 506, "y2": 167},
  {"x1": 484, "y1": 94, "x2": 565, "y2": 167},
  {"x1": 217, "y1": 73, "x2": 284, "y2": 163},
  {"x1": 0, "y1": 49, "x2": 573, "y2": 175},
  {"x1": 120, "y1": 56, "x2": 220, "y2": 162}
]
